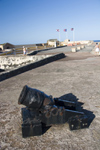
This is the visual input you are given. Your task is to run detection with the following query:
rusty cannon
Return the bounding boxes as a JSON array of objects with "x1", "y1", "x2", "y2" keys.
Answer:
[{"x1": 18, "y1": 85, "x2": 88, "y2": 138}]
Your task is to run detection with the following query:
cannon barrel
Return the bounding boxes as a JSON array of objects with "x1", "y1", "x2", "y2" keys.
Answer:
[
  {"x1": 18, "y1": 85, "x2": 76, "y2": 110},
  {"x1": 18, "y1": 85, "x2": 54, "y2": 110},
  {"x1": 18, "y1": 85, "x2": 88, "y2": 137}
]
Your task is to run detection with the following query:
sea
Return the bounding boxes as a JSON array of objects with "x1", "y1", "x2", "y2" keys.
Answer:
[{"x1": 93, "y1": 40, "x2": 100, "y2": 42}]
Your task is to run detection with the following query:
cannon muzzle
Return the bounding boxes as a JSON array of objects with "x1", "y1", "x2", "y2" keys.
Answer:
[{"x1": 18, "y1": 85, "x2": 54, "y2": 110}]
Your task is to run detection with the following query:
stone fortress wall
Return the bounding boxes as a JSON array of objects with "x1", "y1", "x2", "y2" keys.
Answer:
[{"x1": 0, "y1": 55, "x2": 51, "y2": 70}]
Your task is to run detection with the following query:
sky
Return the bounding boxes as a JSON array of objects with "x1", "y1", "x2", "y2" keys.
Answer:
[{"x1": 0, "y1": 0, "x2": 100, "y2": 45}]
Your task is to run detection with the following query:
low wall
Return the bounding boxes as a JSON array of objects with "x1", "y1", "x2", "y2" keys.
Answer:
[
  {"x1": 0, "y1": 55, "x2": 51, "y2": 70},
  {"x1": 0, "y1": 53, "x2": 65, "y2": 82}
]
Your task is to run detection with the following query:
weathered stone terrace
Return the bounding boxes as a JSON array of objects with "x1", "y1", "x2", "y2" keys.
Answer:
[{"x1": 0, "y1": 49, "x2": 100, "y2": 149}]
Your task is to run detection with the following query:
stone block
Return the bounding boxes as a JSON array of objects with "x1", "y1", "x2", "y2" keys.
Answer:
[
  {"x1": 72, "y1": 48, "x2": 77, "y2": 52},
  {"x1": 77, "y1": 46, "x2": 81, "y2": 50},
  {"x1": 81, "y1": 45, "x2": 85, "y2": 49}
]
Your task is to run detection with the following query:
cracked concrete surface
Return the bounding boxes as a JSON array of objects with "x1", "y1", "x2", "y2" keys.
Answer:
[{"x1": 0, "y1": 52, "x2": 100, "y2": 150}]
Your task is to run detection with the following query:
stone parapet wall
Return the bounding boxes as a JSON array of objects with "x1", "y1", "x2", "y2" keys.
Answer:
[
  {"x1": 60, "y1": 40, "x2": 93, "y2": 46},
  {"x1": 0, "y1": 53, "x2": 65, "y2": 82},
  {"x1": 75, "y1": 40, "x2": 93, "y2": 44},
  {"x1": 0, "y1": 55, "x2": 51, "y2": 70}
]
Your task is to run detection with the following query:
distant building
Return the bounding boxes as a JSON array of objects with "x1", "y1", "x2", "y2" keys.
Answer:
[
  {"x1": 60, "y1": 39, "x2": 70, "y2": 46},
  {"x1": 47, "y1": 39, "x2": 59, "y2": 47},
  {"x1": 0, "y1": 43, "x2": 15, "y2": 51}
]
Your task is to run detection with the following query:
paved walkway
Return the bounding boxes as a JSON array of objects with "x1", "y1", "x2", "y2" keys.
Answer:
[
  {"x1": 0, "y1": 49, "x2": 100, "y2": 149},
  {"x1": 36, "y1": 43, "x2": 95, "y2": 55}
]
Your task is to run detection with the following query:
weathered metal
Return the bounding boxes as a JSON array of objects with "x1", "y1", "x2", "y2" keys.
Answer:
[{"x1": 18, "y1": 85, "x2": 88, "y2": 138}]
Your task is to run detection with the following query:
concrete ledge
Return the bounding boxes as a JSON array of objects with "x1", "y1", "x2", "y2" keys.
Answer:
[
  {"x1": 0, "y1": 53, "x2": 65, "y2": 82},
  {"x1": 72, "y1": 48, "x2": 77, "y2": 52},
  {"x1": 0, "y1": 55, "x2": 51, "y2": 70},
  {"x1": 77, "y1": 46, "x2": 81, "y2": 50}
]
